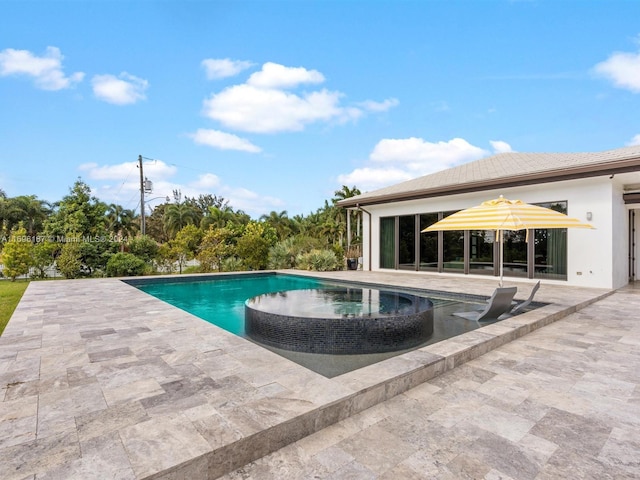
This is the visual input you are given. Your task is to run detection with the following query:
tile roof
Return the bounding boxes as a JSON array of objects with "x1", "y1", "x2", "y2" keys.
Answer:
[{"x1": 338, "y1": 145, "x2": 640, "y2": 207}]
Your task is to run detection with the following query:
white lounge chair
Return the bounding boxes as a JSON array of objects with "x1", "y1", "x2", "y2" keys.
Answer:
[
  {"x1": 510, "y1": 281, "x2": 540, "y2": 315},
  {"x1": 453, "y1": 286, "x2": 517, "y2": 322}
]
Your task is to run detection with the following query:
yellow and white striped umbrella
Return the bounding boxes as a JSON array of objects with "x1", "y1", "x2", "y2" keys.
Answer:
[
  {"x1": 421, "y1": 196, "x2": 594, "y2": 286},
  {"x1": 421, "y1": 196, "x2": 593, "y2": 232}
]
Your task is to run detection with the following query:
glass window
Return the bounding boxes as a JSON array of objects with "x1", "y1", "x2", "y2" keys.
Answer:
[
  {"x1": 534, "y1": 201, "x2": 568, "y2": 280},
  {"x1": 376, "y1": 201, "x2": 568, "y2": 282},
  {"x1": 398, "y1": 215, "x2": 416, "y2": 270},
  {"x1": 469, "y1": 230, "x2": 495, "y2": 275},
  {"x1": 419, "y1": 213, "x2": 439, "y2": 271},
  {"x1": 379, "y1": 217, "x2": 395, "y2": 269},
  {"x1": 442, "y1": 211, "x2": 464, "y2": 271},
  {"x1": 502, "y1": 229, "x2": 528, "y2": 277}
]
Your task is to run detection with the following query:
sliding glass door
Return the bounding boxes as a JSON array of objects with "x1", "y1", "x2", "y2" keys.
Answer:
[
  {"x1": 378, "y1": 201, "x2": 568, "y2": 281},
  {"x1": 379, "y1": 217, "x2": 395, "y2": 269},
  {"x1": 419, "y1": 213, "x2": 439, "y2": 271},
  {"x1": 398, "y1": 215, "x2": 416, "y2": 270},
  {"x1": 469, "y1": 230, "x2": 495, "y2": 275},
  {"x1": 533, "y1": 201, "x2": 568, "y2": 280}
]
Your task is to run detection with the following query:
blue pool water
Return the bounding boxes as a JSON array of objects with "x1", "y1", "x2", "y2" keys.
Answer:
[{"x1": 135, "y1": 274, "x2": 327, "y2": 335}]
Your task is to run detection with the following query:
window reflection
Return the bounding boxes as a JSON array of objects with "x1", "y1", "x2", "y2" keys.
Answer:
[
  {"x1": 442, "y1": 209, "x2": 464, "y2": 271},
  {"x1": 469, "y1": 230, "x2": 494, "y2": 275},
  {"x1": 419, "y1": 213, "x2": 438, "y2": 271}
]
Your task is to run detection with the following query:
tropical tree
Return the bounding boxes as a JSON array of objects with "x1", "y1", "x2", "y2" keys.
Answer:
[
  {"x1": 145, "y1": 203, "x2": 169, "y2": 243},
  {"x1": 128, "y1": 235, "x2": 159, "y2": 264},
  {"x1": 31, "y1": 240, "x2": 56, "y2": 279},
  {"x1": 106, "y1": 204, "x2": 138, "y2": 239},
  {"x1": 12, "y1": 195, "x2": 50, "y2": 238},
  {"x1": 156, "y1": 243, "x2": 178, "y2": 274},
  {"x1": 1, "y1": 226, "x2": 32, "y2": 280},
  {"x1": 106, "y1": 252, "x2": 147, "y2": 277},
  {"x1": 56, "y1": 238, "x2": 83, "y2": 279},
  {"x1": 235, "y1": 221, "x2": 277, "y2": 270},
  {"x1": 167, "y1": 224, "x2": 203, "y2": 273},
  {"x1": 185, "y1": 193, "x2": 228, "y2": 218},
  {"x1": 260, "y1": 210, "x2": 296, "y2": 241},
  {"x1": 201, "y1": 206, "x2": 235, "y2": 230},
  {"x1": 163, "y1": 203, "x2": 198, "y2": 239},
  {"x1": 0, "y1": 196, "x2": 23, "y2": 237},
  {"x1": 44, "y1": 179, "x2": 108, "y2": 238},
  {"x1": 197, "y1": 226, "x2": 236, "y2": 272},
  {"x1": 332, "y1": 185, "x2": 362, "y2": 248}
]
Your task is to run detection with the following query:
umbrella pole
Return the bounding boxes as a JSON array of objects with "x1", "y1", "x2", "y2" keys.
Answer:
[{"x1": 499, "y1": 229, "x2": 504, "y2": 287}]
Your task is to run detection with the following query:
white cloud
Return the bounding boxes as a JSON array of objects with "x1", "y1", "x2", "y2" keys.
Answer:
[
  {"x1": 337, "y1": 167, "x2": 413, "y2": 191},
  {"x1": 189, "y1": 173, "x2": 221, "y2": 189},
  {"x1": 189, "y1": 128, "x2": 261, "y2": 153},
  {"x1": 370, "y1": 137, "x2": 487, "y2": 168},
  {"x1": 218, "y1": 186, "x2": 285, "y2": 215},
  {"x1": 627, "y1": 134, "x2": 640, "y2": 146},
  {"x1": 247, "y1": 62, "x2": 324, "y2": 89},
  {"x1": 338, "y1": 137, "x2": 501, "y2": 192},
  {"x1": 358, "y1": 98, "x2": 400, "y2": 112},
  {"x1": 79, "y1": 160, "x2": 177, "y2": 181},
  {"x1": 80, "y1": 160, "x2": 179, "y2": 209},
  {"x1": 0, "y1": 46, "x2": 84, "y2": 90},
  {"x1": 490, "y1": 140, "x2": 513, "y2": 153},
  {"x1": 79, "y1": 161, "x2": 282, "y2": 217},
  {"x1": 593, "y1": 49, "x2": 640, "y2": 93},
  {"x1": 91, "y1": 72, "x2": 148, "y2": 105},
  {"x1": 202, "y1": 58, "x2": 254, "y2": 80},
  {"x1": 203, "y1": 84, "x2": 343, "y2": 133},
  {"x1": 201, "y1": 61, "x2": 397, "y2": 133}
]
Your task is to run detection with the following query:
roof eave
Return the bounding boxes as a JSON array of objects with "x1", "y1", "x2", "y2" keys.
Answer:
[{"x1": 337, "y1": 157, "x2": 640, "y2": 208}]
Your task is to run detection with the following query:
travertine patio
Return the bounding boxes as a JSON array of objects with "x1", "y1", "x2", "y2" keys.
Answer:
[{"x1": 1, "y1": 271, "x2": 636, "y2": 479}]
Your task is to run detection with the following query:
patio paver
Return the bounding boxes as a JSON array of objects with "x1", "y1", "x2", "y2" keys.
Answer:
[
  {"x1": 222, "y1": 281, "x2": 640, "y2": 479},
  {"x1": 0, "y1": 271, "x2": 631, "y2": 479}
]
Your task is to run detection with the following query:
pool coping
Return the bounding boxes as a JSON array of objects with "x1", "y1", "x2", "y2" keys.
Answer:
[{"x1": 0, "y1": 270, "x2": 613, "y2": 479}]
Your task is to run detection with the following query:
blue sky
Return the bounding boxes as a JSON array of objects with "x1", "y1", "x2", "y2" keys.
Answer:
[{"x1": 1, "y1": 0, "x2": 639, "y2": 218}]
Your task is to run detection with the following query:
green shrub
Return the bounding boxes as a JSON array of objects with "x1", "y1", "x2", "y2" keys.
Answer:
[
  {"x1": 268, "y1": 238, "x2": 296, "y2": 269},
  {"x1": 182, "y1": 265, "x2": 203, "y2": 274},
  {"x1": 268, "y1": 236, "x2": 325, "y2": 270},
  {"x1": 295, "y1": 249, "x2": 341, "y2": 271},
  {"x1": 220, "y1": 256, "x2": 244, "y2": 272},
  {"x1": 106, "y1": 252, "x2": 147, "y2": 277},
  {"x1": 128, "y1": 235, "x2": 159, "y2": 263},
  {"x1": 56, "y1": 240, "x2": 83, "y2": 279},
  {"x1": 1, "y1": 227, "x2": 32, "y2": 281}
]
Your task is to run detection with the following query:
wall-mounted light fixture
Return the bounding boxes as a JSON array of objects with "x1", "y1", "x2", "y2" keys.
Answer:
[{"x1": 586, "y1": 212, "x2": 593, "y2": 221}]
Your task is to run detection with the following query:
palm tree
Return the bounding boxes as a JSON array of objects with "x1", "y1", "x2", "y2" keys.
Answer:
[
  {"x1": 106, "y1": 204, "x2": 138, "y2": 239},
  {"x1": 260, "y1": 210, "x2": 293, "y2": 241},
  {"x1": 0, "y1": 195, "x2": 49, "y2": 238},
  {"x1": 163, "y1": 203, "x2": 198, "y2": 238},
  {"x1": 0, "y1": 196, "x2": 20, "y2": 236},
  {"x1": 16, "y1": 195, "x2": 51, "y2": 238},
  {"x1": 333, "y1": 185, "x2": 362, "y2": 248},
  {"x1": 201, "y1": 206, "x2": 235, "y2": 230}
]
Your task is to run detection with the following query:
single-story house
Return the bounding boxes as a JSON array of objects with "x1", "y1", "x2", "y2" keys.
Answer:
[{"x1": 337, "y1": 145, "x2": 640, "y2": 289}]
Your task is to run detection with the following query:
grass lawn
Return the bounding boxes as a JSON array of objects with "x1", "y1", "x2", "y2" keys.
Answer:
[{"x1": 0, "y1": 280, "x2": 29, "y2": 336}]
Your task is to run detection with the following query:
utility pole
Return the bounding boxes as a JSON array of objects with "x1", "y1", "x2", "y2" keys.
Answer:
[{"x1": 138, "y1": 155, "x2": 145, "y2": 235}]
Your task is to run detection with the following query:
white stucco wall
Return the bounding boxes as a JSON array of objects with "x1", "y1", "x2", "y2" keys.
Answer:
[
  {"x1": 633, "y1": 206, "x2": 640, "y2": 282},
  {"x1": 611, "y1": 182, "x2": 629, "y2": 288},
  {"x1": 359, "y1": 175, "x2": 627, "y2": 289}
]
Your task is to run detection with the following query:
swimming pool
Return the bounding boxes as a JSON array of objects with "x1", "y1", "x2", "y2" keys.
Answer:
[
  {"x1": 128, "y1": 272, "x2": 491, "y2": 377},
  {"x1": 132, "y1": 273, "x2": 326, "y2": 335}
]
